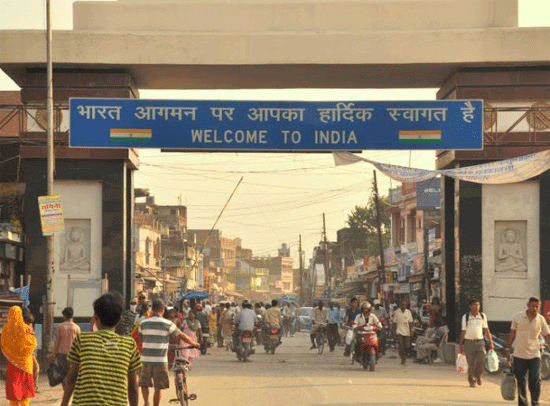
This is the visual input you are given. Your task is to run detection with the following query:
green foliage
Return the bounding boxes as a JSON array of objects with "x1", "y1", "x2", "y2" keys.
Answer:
[{"x1": 346, "y1": 195, "x2": 391, "y2": 256}]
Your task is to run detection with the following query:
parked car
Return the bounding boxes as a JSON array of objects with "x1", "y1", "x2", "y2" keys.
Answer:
[{"x1": 297, "y1": 307, "x2": 313, "y2": 331}]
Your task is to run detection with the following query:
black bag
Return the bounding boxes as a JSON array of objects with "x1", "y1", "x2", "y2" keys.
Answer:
[
  {"x1": 501, "y1": 370, "x2": 516, "y2": 401},
  {"x1": 47, "y1": 361, "x2": 64, "y2": 387}
]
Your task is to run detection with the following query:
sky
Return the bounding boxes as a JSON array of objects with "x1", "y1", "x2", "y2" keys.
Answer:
[{"x1": 0, "y1": 0, "x2": 549, "y2": 265}]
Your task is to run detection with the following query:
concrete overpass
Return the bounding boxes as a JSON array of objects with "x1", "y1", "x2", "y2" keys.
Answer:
[{"x1": 0, "y1": 0, "x2": 549, "y2": 89}]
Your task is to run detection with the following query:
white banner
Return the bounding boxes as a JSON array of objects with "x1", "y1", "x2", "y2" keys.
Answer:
[{"x1": 333, "y1": 150, "x2": 550, "y2": 185}]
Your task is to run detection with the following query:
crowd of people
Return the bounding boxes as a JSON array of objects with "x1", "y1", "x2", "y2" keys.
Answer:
[{"x1": 1, "y1": 293, "x2": 549, "y2": 406}]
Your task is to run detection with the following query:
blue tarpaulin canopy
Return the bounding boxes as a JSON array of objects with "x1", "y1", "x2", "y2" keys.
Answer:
[{"x1": 183, "y1": 290, "x2": 209, "y2": 300}]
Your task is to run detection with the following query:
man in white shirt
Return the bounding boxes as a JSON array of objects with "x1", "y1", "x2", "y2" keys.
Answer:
[
  {"x1": 459, "y1": 299, "x2": 494, "y2": 387},
  {"x1": 506, "y1": 297, "x2": 550, "y2": 406},
  {"x1": 392, "y1": 300, "x2": 413, "y2": 365},
  {"x1": 310, "y1": 301, "x2": 328, "y2": 350}
]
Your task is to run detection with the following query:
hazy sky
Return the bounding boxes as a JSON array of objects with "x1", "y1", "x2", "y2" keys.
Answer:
[{"x1": 1, "y1": 0, "x2": 549, "y2": 264}]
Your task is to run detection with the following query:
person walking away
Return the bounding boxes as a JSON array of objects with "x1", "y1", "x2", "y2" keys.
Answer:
[
  {"x1": 51, "y1": 307, "x2": 81, "y2": 389},
  {"x1": 343, "y1": 298, "x2": 361, "y2": 356},
  {"x1": 393, "y1": 300, "x2": 413, "y2": 365},
  {"x1": 1, "y1": 306, "x2": 37, "y2": 406},
  {"x1": 265, "y1": 299, "x2": 282, "y2": 340},
  {"x1": 139, "y1": 299, "x2": 200, "y2": 406},
  {"x1": 506, "y1": 297, "x2": 550, "y2": 406},
  {"x1": 310, "y1": 301, "x2": 328, "y2": 350},
  {"x1": 459, "y1": 299, "x2": 494, "y2": 387},
  {"x1": 327, "y1": 301, "x2": 340, "y2": 352},
  {"x1": 60, "y1": 293, "x2": 141, "y2": 406}
]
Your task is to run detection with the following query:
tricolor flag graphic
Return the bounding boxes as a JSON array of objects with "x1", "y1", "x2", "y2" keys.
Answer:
[
  {"x1": 398, "y1": 130, "x2": 441, "y2": 144},
  {"x1": 110, "y1": 128, "x2": 152, "y2": 142}
]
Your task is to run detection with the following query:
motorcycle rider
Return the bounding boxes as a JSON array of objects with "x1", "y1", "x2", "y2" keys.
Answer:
[
  {"x1": 310, "y1": 301, "x2": 328, "y2": 350},
  {"x1": 265, "y1": 299, "x2": 282, "y2": 340},
  {"x1": 354, "y1": 302, "x2": 382, "y2": 358},
  {"x1": 232, "y1": 299, "x2": 257, "y2": 349}
]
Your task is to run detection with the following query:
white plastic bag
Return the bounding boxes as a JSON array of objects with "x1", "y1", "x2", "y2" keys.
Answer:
[
  {"x1": 486, "y1": 350, "x2": 499, "y2": 373},
  {"x1": 456, "y1": 353, "x2": 468, "y2": 374},
  {"x1": 345, "y1": 329, "x2": 354, "y2": 345}
]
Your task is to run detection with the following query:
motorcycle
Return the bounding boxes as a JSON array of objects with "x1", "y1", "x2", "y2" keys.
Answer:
[
  {"x1": 352, "y1": 324, "x2": 380, "y2": 371},
  {"x1": 200, "y1": 327, "x2": 210, "y2": 355},
  {"x1": 264, "y1": 327, "x2": 281, "y2": 354},
  {"x1": 235, "y1": 330, "x2": 255, "y2": 362}
]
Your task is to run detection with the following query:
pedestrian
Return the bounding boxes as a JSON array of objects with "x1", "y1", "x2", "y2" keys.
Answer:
[
  {"x1": 327, "y1": 301, "x2": 340, "y2": 352},
  {"x1": 139, "y1": 299, "x2": 200, "y2": 406},
  {"x1": 458, "y1": 299, "x2": 494, "y2": 387},
  {"x1": 116, "y1": 299, "x2": 137, "y2": 336},
  {"x1": 392, "y1": 300, "x2": 413, "y2": 365},
  {"x1": 60, "y1": 293, "x2": 141, "y2": 406},
  {"x1": 1, "y1": 306, "x2": 37, "y2": 406},
  {"x1": 506, "y1": 297, "x2": 550, "y2": 406},
  {"x1": 50, "y1": 307, "x2": 81, "y2": 389},
  {"x1": 220, "y1": 302, "x2": 234, "y2": 349}
]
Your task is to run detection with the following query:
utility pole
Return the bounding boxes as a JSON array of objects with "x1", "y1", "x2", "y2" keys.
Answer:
[
  {"x1": 424, "y1": 224, "x2": 431, "y2": 301},
  {"x1": 299, "y1": 234, "x2": 303, "y2": 305},
  {"x1": 322, "y1": 213, "x2": 329, "y2": 292},
  {"x1": 372, "y1": 170, "x2": 386, "y2": 301},
  {"x1": 44, "y1": 0, "x2": 55, "y2": 356}
]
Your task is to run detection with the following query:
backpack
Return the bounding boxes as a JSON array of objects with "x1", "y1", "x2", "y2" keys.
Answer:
[{"x1": 465, "y1": 312, "x2": 486, "y2": 324}]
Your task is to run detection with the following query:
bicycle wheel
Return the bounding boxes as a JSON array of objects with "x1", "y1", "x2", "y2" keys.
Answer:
[{"x1": 317, "y1": 332, "x2": 325, "y2": 354}]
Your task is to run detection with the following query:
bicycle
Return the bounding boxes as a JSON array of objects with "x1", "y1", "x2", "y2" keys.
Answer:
[
  {"x1": 314, "y1": 323, "x2": 327, "y2": 354},
  {"x1": 168, "y1": 345, "x2": 198, "y2": 406}
]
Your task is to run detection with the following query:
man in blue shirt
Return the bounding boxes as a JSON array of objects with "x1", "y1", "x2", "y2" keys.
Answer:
[
  {"x1": 343, "y1": 298, "x2": 361, "y2": 356},
  {"x1": 327, "y1": 301, "x2": 341, "y2": 352}
]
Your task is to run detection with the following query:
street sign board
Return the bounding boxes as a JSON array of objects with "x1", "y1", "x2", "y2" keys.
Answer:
[
  {"x1": 69, "y1": 98, "x2": 483, "y2": 151},
  {"x1": 38, "y1": 195, "x2": 64, "y2": 236}
]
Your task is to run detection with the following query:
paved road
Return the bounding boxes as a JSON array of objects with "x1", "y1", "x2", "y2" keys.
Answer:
[{"x1": 34, "y1": 331, "x2": 550, "y2": 406}]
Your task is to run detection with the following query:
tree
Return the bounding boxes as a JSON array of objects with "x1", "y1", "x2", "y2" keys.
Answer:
[{"x1": 346, "y1": 195, "x2": 390, "y2": 257}]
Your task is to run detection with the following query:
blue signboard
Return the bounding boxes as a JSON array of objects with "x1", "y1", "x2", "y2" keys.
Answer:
[
  {"x1": 69, "y1": 99, "x2": 483, "y2": 151},
  {"x1": 416, "y1": 178, "x2": 441, "y2": 209}
]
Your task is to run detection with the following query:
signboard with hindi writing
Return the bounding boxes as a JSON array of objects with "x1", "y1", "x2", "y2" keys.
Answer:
[
  {"x1": 38, "y1": 195, "x2": 64, "y2": 236},
  {"x1": 69, "y1": 99, "x2": 483, "y2": 151}
]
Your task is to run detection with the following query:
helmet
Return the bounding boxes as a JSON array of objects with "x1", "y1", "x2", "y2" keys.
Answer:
[
  {"x1": 195, "y1": 304, "x2": 203, "y2": 311},
  {"x1": 361, "y1": 301, "x2": 372, "y2": 311}
]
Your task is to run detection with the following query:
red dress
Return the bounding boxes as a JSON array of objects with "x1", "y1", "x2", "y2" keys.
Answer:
[{"x1": 6, "y1": 360, "x2": 35, "y2": 401}]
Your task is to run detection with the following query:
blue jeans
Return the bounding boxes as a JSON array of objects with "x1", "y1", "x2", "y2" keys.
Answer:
[{"x1": 513, "y1": 357, "x2": 541, "y2": 406}]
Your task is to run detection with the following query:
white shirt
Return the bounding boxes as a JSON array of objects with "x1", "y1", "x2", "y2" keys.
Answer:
[
  {"x1": 393, "y1": 308, "x2": 413, "y2": 336},
  {"x1": 354, "y1": 313, "x2": 382, "y2": 329},
  {"x1": 461, "y1": 312, "x2": 488, "y2": 340},
  {"x1": 511, "y1": 311, "x2": 550, "y2": 359},
  {"x1": 235, "y1": 308, "x2": 256, "y2": 331}
]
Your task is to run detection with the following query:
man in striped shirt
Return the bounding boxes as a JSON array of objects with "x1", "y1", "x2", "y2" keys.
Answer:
[
  {"x1": 139, "y1": 299, "x2": 199, "y2": 406},
  {"x1": 60, "y1": 293, "x2": 142, "y2": 406}
]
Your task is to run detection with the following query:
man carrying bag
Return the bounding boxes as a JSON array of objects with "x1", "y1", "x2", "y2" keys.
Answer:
[
  {"x1": 459, "y1": 299, "x2": 494, "y2": 388},
  {"x1": 506, "y1": 297, "x2": 550, "y2": 406}
]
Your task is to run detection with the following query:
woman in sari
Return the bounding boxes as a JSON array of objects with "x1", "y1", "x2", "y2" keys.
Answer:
[
  {"x1": 178, "y1": 310, "x2": 201, "y2": 369},
  {"x1": 1, "y1": 306, "x2": 37, "y2": 406}
]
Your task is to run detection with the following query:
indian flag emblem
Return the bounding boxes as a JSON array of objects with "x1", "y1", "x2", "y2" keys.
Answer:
[
  {"x1": 110, "y1": 128, "x2": 152, "y2": 142},
  {"x1": 398, "y1": 130, "x2": 441, "y2": 144}
]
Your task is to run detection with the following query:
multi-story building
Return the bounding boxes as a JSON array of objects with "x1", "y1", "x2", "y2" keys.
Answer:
[{"x1": 387, "y1": 179, "x2": 442, "y2": 308}]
